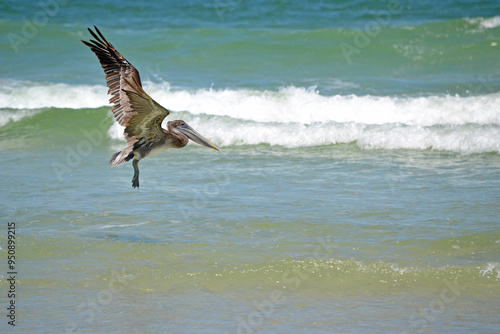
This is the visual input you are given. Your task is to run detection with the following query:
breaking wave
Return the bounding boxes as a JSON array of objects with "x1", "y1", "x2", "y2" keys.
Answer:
[{"x1": 1, "y1": 80, "x2": 499, "y2": 153}]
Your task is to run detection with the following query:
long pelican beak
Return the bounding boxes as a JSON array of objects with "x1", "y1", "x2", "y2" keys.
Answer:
[{"x1": 178, "y1": 123, "x2": 219, "y2": 150}]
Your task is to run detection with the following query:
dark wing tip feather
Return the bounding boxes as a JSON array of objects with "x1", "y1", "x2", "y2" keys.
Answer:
[
  {"x1": 84, "y1": 27, "x2": 108, "y2": 49},
  {"x1": 87, "y1": 27, "x2": 104, "y2": 44},
  {"x1": 93, "y1": 26, "x2": 109, "y2": 43}
]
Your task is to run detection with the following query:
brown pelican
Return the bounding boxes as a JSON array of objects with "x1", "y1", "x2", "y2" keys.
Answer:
[{"x1": 82, "y1": 26, "x2": 218, "y2": 188}]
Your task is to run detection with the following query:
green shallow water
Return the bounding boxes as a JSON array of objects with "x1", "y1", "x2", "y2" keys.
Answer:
[{"x1": 11, "y1": 233, "x2": 500, "y2": 293}]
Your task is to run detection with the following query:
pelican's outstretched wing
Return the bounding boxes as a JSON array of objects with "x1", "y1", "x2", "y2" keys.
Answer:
[{"x1": 81, "y1": 26, "x2": 169, "y2": 143}]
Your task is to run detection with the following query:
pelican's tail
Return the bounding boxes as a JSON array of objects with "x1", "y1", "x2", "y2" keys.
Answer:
[{"x1": 109, "y1": 145, "x2": 134, "y2": 167}]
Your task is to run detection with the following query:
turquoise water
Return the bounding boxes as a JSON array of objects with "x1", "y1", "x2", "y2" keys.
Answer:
[{"x1": 1, "y1": 1, "x2": 500, "y2": 333}]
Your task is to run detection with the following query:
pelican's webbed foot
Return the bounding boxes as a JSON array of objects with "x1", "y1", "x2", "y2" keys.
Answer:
[{"x1": 132, "y1": 159, "x2": 140, "y2": 188}]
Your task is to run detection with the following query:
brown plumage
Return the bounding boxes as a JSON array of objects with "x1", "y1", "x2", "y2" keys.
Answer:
[{"x1": 82, "y1": 26, "x2": 218, "y2": 188}]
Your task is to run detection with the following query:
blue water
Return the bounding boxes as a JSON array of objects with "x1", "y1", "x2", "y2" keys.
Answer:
[{"x1": 1, "y1": 1, "x2": 500, "y2": 333}]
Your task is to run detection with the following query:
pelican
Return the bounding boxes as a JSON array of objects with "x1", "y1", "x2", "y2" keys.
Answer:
[{"x1": 82, "y1": 26, "x2": 218, "y2": 188}]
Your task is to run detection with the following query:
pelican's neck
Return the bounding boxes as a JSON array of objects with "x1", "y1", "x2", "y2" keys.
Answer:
[{"x1": 166, "y1": 131, "x2": 189, "y2": 149}]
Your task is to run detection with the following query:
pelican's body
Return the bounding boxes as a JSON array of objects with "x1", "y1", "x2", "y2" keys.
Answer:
[{"x1": 82, "y1": 27, "x2": 218, "y2": 188}]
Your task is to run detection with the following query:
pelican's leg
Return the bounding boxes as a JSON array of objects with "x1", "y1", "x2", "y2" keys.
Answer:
[{"x1": 132, "y1": 159, "x2": 140, "y2": 188}]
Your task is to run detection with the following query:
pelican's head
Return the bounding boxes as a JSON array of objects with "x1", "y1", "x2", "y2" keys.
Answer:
[{"x1": 168, "y1": 120, "x2": 219, "y2": 150}]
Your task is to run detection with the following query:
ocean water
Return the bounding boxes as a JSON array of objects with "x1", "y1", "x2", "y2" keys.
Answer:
[{"x1": 1, "y1": 0, "x2": 500, "y2": 333}]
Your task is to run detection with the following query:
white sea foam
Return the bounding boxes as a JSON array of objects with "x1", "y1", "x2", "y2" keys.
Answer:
[
  {"x1": 478, "y1": 16, "x2": 500, "y2": 29},
  {"x1": 0, "y1": 80, "x2": 108, "y2": 109},
  {"x1": 0, "y1": 108, "x2": 39, "y2": 127},
  {"x1": 480, "y1": 262, "x2": 500, "y2": 280},
  {"x1": 143, "y1": 84, "x2": 500, "y2": 126},
  {"x1": 2, "y1": 80, "x2": 500, "y2": 153},
  {"x1": 189, "y1": 118, "x2": 500, "y2": 153},
  {"x1": 467, "y1": 16, "x2": 500, "y2": 32}
]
